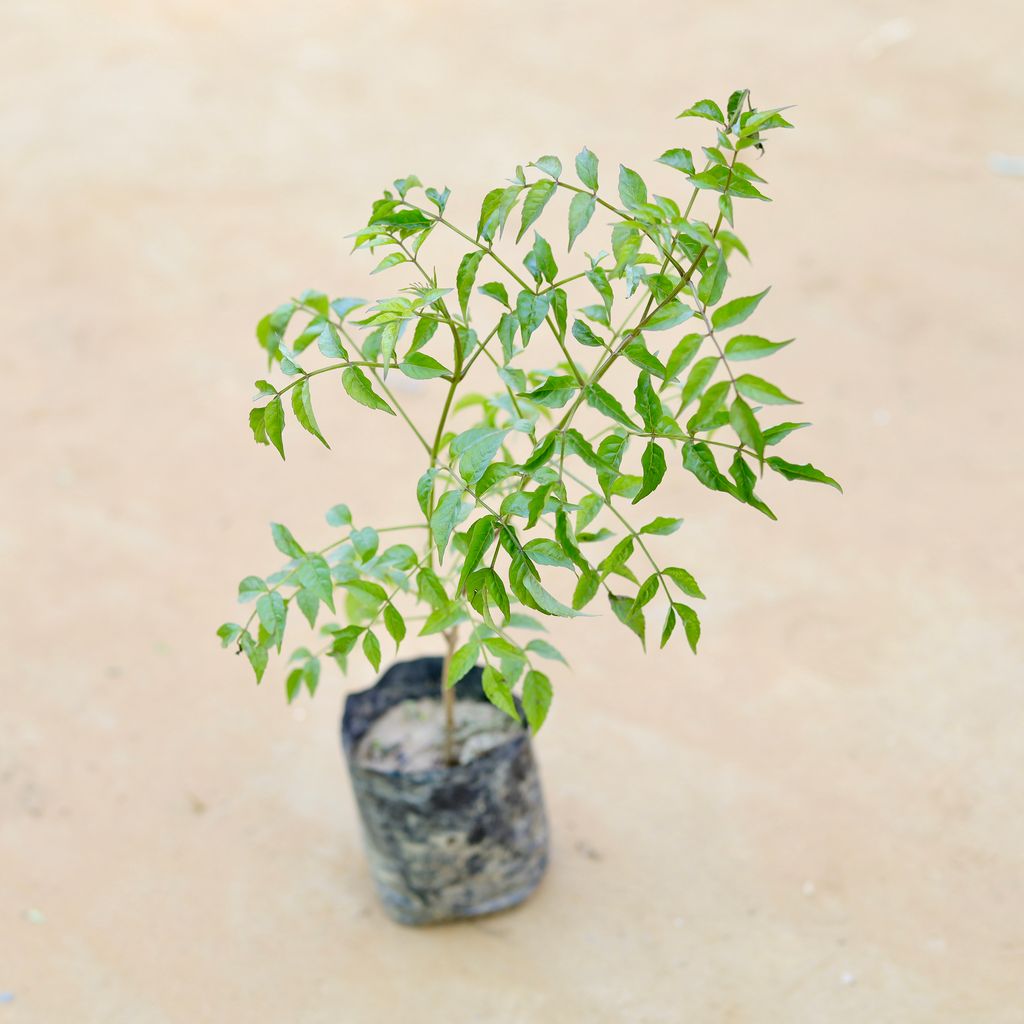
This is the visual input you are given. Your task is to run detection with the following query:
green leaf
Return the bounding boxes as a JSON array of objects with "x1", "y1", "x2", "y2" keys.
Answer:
[
  {"x1": 680, "y1": 356, "x2": 719, "y2": 409},
  {"x1": 724, "y1": 335, "x2": 793, "y2": 361},
  {"x1": 762, "y1": 421, "x2": 811, "y2": 446},
  {"x1": 711, "y1": 288, "x2": 770, "y2": 331},
  {"x1": 457, "y1": 250, "x2": 485, "y2": 320},
  {"x1": 330, "y1": 297, "x2": 365, "y2": 323},
  {"x1": 238, "y1": 576, "x2": 267, "y2": 601},
  {"x1": 249, "y1": 406, "x2": 268, "y2": 446},
  {"x1": 420, "y1": 603, "x2": 467, "y2": 636},
  {"x1": 522, "y1": 375, "x2": 578, "y2": 409},
  {"x1": 383, "y1": 603, "x2": 406, "y2": 647},
  {"x1": 521, "y1": 571, "x2": 580, "y2": 618},
  {"x1": 672, "y1": 602, "x2": 701, "y2": 653},
  {"x1": 664, "y1": 334, "x2": 703, "y2": 383},
  {"x1": 497, "y1": 311, "x2": 518, "y2": 362},
  {"x1": 766, "y1": 457, "x2": 843, "y2": 492},
  {"x1": 656, "y1": 148, "x2": 695, "y2": 174},
  {"x1": 677, "y1": 99, "x2": 725, "y2": 123},
  {"x1": 660, "y1": 607, "x2": 676, "y2": 648},
  {"x1": 609, "y1": 593, "x2": 645, "y2": 650},
  {"x1": 729, "y1": 452, "x2": 776, "y2": 520},
  {"x1": 350, "y1": 526, "x2": 379, "y2": 561},
  {"x1": 682, "y1": 442, "x2": 734, "y2": 494},
  {"x1": 457, "y1": 516, "x2": 496, "y2": 594},
  {"x1": 526, "y1": 233, "x2": 559, "y2": 285},
  {"x1": 729, "y1": 395, "x2": 764, "y2": 458},
  {"x1": 521, "y1": 431, "x2": 557, "y2": 473},
  {"x1": 476, "y1": 187, "x2": 504, "y2": 242},
  {"x1": 623, "y1": 338, "x2": 667, "y2": 378},
  {"x1": 599, "y1": 536, "x2": 634, "y2": 577},
  {"x1": 734, "y1": 374, "x2": 799, "y2": 405},
  {"x1": 487, "y1": 569, "x2": 511, "y2": 621},
  {"x1": 362, "y1": 629, "x2": 381, "y2": 672},
  {"x1": 522, "y1": 670, "x2": 552, "y2": 733},
  {"x1": 377, "y1": 319, "x2": 400, "y2": 377},
  {"x1": 618, "y1": 165, "x2": 648, "y2": 209},
  {"x1": 415, "y1": 468, "x2": 438, "y2": 518},
  {"x1": 532, "y1": 155, "x2": 562, "y2": 179},
  {"x1": 585, "y1": 383, "x2": 638, "y2": 429},
  {"x1": 516, "y1": 290, "x2": 551, "y2": 345},
  {"x1": 633, "y1": 371, "x2": 661, "y2": 430},
  {"x1": 342, "y1": 366, "x2": 395, "y2": 415},
  {"x1": 568, "y1": 192, "x2": 596, "y2": 251},
  {"x1": 612, "y1": 222, "x2": 641, "y2": 271},
  {"x1": 630, "y1": 573, "x2": 660, "y2": 614},
  {"x1": 523, "y1": 538, "x2": 574, "y2": 569},
  {"x1": 640, "y1": 516, "x2": 684, "y2": 535},
  {"x1": 571, "y1": 319, "x2": 606, "y2": 349},
  {"x1": 312, "y1": 320, "x2": 346, "y2": 359},
  {"x1": 256, "y1": 591, "x2": 285, "y2": 640},
  {"x1": 271, "y1": 522, "x2": 304, "y2": 558},
  {"x1": 663, "y1": 566, "x2": 705, "y2": 599},
  {"x1": 482, "y1": 666, "x2": 519, "y2": 721},
  {"x1": 430, "y1": 490, "x2": 470, "y2": 561},
  {"x1": 453, "y1": 426, "x2": 509, "y2": 485},
  {"x1": 417, "y1": 567, "x2": 449, "y2": 610},
  {"x1": 299, "y1": 554, "x2": 335, "y2": 608},
  {"x1": 256, "y1": 302, "x2": 295, "y2": 360},
  {"x1": 302, "y1": 658, "x2": 321, "y2": 697},
  {"x1": 575, "y1": 147, "x2": 599, "y2": 190},
  {"x1": 526, "y1": 638, "x2": 568, "y2": 665},
  {"x1": 644, "y1": 300, "x2": 693, "y2": 332},
  {"x1": 325, "y1": 503, "x2": 351, "y2": 526},
  {"x1": 517, "y1": 179, "x2": 557, "y2": 242},
  {"x1": 409, "y1": 315, "x2": 439, "y2": 354},
  {"x1": 447, "y1": 639, "x2": 480, "y2": 688},
  {"x1": 264, "y1": 397, "x2": 285, "y2": 459},
  {"x1": 288, "y1": 668, "x2": 306, "y2": 700},
  {"x1": 399, "y1": 352, "x2": 450, "y2": 380},
  {"x1": 572, "y1": 570, "x2": 600, "y2": 610},
  {"x1": 241, "y1": 634, "x2": 268, "y2": 683},
  {"x1": 691, "y1": 167, "x2": 769, "y2": 201},
  {"x1": 291, "y1": 379, "x2": 329, "y2": 448},
  {"x1": 342, "y1": 578, "x2": 388, "y2": 605},
  {"x1": 295, "y1": 591, "x2": 317, "y2": 628},
  {"x1": 479, "y1": 281, "x2": 510, "y2": 307},
  {"x1": 328, "y1": 624, "x2": 364, "y2": 657},
  {"x1": 634, "y1": 440, "x2": 666, "y2": 504},
  {"x1": 698, "y1": 248, "x2": 728, "y2": 306}
]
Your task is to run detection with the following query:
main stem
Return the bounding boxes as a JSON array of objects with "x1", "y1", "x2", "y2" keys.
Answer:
[{"x1": 441, "y1": 627, "x2": 458, "y2": 766}]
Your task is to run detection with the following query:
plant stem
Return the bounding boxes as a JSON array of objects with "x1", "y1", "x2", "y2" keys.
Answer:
[{"x1": 441, "y1": 626, "x2": 458, "y2": 766}]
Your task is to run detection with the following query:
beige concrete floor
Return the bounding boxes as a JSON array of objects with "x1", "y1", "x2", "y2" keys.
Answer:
[{"x1": 3, "y1": 1, "x2": 1023, "y2": 1020}]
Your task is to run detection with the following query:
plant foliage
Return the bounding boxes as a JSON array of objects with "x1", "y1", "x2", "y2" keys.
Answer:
[{"x1": 219, "y1": 92, "x2": 839, "y2": 733}]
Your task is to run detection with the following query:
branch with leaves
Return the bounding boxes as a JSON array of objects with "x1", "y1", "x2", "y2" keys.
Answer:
[{"x1": 218, "y1": 91, "x2": 840, "y2": 739}]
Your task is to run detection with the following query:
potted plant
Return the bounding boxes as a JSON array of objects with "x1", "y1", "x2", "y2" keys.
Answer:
[{"x1": 218, "y1": 90, "x2": 840, "y2": 925}]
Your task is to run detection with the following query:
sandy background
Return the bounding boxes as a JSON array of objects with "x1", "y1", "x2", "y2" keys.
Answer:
[{"x1": 3, "y1": 1, "x2": 1023, "y2": 1020}]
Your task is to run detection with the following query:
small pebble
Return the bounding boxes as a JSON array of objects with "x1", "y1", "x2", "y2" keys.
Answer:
[
  {"x1": 801, "y1": 880, "x2": 816, "y2": 897},
  {"x1": 25, "y1": 908, "x2": 45, "y2": 925},
  {"x1": 0, "y1": 992, "x2": 13, "y2": 1004},
  {"x1": 839, "y1": 970, "x2": 857, "y2": 986}
]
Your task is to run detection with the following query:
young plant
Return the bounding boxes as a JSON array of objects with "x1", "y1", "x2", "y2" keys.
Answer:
[{"x1": 218, "y1": 91, "x2": 840, "y2": 760}]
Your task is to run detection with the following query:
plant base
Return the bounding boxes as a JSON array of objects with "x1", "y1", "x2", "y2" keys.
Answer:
[{"x1": 340, "y1": 656, "x2": 549, "y2": 925}]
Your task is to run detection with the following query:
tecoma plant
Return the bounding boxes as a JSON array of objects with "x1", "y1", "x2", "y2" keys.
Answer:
[{"x1": 219, "y1": 91, "x2": 840, "y2": 763}]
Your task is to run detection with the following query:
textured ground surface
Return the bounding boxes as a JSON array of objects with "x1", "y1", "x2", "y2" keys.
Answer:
[{"x1": 3, "y1": 1, "x2": 1023, "y2": 1020}]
